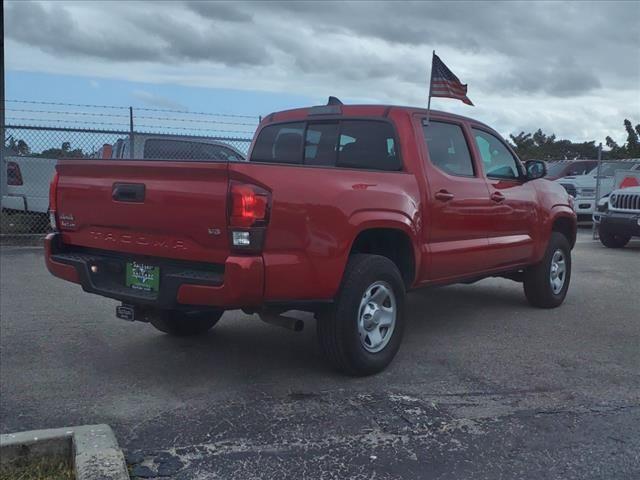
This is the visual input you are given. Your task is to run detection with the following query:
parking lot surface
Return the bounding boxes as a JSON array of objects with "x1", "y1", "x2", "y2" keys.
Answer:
[{"x1": 1, "y1": 230, "x2": 639, "y2": 479}]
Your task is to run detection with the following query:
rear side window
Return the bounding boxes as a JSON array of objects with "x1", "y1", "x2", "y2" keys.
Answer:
[
  {"x1": 251, "y1": 120, "x2": 400, "y2": 171},
  {"x1": 423, "y1": 122, "x2": 474, "y2": 177},
  {"x1": 337, "y1": 121, "x2": 400, "y2": 171},
  {"x1": 251, "y1": 123, "x2": 305, "y2": 164},
  {"x1": 144, "y1": 139, "x2": 242, "y2": 161}
]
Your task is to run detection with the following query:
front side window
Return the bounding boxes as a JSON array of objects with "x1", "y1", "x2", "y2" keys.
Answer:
[
  {"x1": 473, "y1": 129, "x2": 521, "y2": 180},
  {"x1": 423, "y1": 121, "x2": 474, "y2": 177}
]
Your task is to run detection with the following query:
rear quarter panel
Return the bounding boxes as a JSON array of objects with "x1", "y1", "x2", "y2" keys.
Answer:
[{"x1": 229, "y1": 162, "x2": 421, "y2": 301}]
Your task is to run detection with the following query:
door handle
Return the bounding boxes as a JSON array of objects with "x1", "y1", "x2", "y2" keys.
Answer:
[
  {"x1": 490, "y1": 191, "x2": 505, "y2": 203},
  {"x1": 435, "y1": 190, "x2": 455, "y2": 201}
]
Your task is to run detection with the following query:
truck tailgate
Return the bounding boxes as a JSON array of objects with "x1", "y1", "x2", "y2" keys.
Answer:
[{"x1": 55, "y1": 160, "x2": 230, "y2": 263}]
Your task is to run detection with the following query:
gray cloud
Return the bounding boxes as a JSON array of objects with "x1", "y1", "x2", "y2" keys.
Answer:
[
  {"x1": 185, "y1": 1, "x2": 253, "y2": 22},
  {"x1": 5, "y1": 1, "x2": 158, "y2": 61},
  {"x1": 4, "y1": 0, "x2": 639, "y2": 104},
  {"x1": 5, "y1": 0, "x2": 271, "y2": 67}
]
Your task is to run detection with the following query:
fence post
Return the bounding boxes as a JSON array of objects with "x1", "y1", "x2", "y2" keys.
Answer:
[
  {"x1": 129, "y1": 106, "x2": 135, "y2": 158},
  {"x1": 0, "y1": 32, "x2": 6, "y2": 206}
]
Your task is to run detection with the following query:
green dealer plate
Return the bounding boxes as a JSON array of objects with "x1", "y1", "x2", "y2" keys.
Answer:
[{"x1": 126, "y1": 262, "x2": 160, "y2": 292}]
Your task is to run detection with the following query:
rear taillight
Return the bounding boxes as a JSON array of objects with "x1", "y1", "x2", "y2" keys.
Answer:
[
  {"x1": 7, "y1": 162, "x2": 23, "y2": 186},
  {"x1": 228, "y1": 181, "x2": 270, "y2": 252},
  {"x1": 49, "y1": 172, "x2": 59, "y2": 231}
]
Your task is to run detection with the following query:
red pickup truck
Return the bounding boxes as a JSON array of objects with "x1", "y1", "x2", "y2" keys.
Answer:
[{"x1": 45, "y1": 101, "x2": 576, "y2": 375}]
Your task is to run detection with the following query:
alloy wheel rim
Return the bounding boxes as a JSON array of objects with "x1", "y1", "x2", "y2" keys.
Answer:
[
  {"x1": 357, "y1": 281, "x2": 396, "y2": 353},
  {"x1": 549, "y1": 249, "x2": 567, "y2": 294}
]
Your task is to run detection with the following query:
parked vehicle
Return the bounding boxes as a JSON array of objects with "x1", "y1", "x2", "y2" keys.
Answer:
[
  {"x1": 545, "y1": 159, "x2": 598, "y2": 180},
  {"x1": 556, "y1": 161, "x2": 640, "y2": 217},
  {"x1": 45, "y1": 101, "x2": 576, "y2": 375},
  {"x1": 110, "y1": 134, "x2": 246, "y2": 161},
  {"x1": 597, "y1": 186, "x2": 640, "y2": 248},
  {"x1": 2, "y1": 155, "x2": 57, "y2": 214}
]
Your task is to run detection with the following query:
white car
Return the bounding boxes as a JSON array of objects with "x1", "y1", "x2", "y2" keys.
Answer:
[
  {"x1": 111, "y1": 134, "x2": 247, "y2": 161},
  {"x1": 2, "y1": 155, "x2": 57, "y2": 214},
  {"x1": 2, "y1": 134, "x2": 247, "y2": 215},
  {"x1": 556, "y1": 161, "x2": 640, "y2": 217}
]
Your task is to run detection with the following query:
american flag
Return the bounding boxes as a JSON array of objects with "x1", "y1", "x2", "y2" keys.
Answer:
[{"x1": 429, "y1": 53, "x2": 474, "y2": 106}]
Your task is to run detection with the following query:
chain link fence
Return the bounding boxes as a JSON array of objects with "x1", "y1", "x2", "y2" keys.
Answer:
[{"x1": 1, "y1": 101, "x2": 257, "y2": 240}]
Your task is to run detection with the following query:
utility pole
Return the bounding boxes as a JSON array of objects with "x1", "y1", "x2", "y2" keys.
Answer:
[
  {"x1": 129, "y1": 107, "x2": 134, "y2": 157},
  {"x1": 1, "y1": 5, "x2": 7, "y2": 204}
]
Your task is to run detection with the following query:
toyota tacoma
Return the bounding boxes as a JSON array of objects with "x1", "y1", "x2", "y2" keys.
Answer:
[{"x1": 45, "y1": 100, "x2": 577, "y2": 375}]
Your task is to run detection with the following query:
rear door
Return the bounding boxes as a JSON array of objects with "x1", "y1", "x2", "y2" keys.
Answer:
[
  {"x1": 471, "y1": 127, "x2": 538, "y2": 268},
  {"x1": 55, "y1": 160, "x2": 230, "y2": 263},
  {"x1": 419, "y1": 118, "x2": 494, "y2": 280}
]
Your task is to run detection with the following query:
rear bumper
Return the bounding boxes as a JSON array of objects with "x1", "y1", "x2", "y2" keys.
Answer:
[
  {"x1": 44, "y1": 233, "x2": 264, "y2": 309},
  {"x1": 600, "y1": 212, "x2": 640, "y2": 237}
]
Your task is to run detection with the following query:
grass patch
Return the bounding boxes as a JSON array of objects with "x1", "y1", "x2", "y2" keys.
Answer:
[{"x1": 0, "y1": 458, "x2": 74, "y2": 480}]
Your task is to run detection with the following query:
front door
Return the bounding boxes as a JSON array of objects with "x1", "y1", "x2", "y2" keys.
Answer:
[
  {"x1": 419, "y1": 118, "x2": 494, "y2": 281},
  {"x1": 471, "y1": 127, "x2": 538, "y2": 269}
]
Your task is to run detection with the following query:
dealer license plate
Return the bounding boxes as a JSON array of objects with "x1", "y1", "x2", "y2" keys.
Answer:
[{"x1": 126, "y1": 262, "x2": 160, "y2": 292}]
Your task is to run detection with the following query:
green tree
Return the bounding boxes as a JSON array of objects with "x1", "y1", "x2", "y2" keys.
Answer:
[
  {"x1": 509, "y1": 129, "x2": 598, "y2": 160},
  {"x1": 6, "y1": 137, "x2": 31, "y2": 155},
  {"x1": 605, "y1": 119, "x2": 640, "y2": 159},
  {"x1": 39, "y1": 142, "x2": 86, "y2": 159}
]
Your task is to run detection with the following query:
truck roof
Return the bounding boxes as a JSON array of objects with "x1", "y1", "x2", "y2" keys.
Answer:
[{"x1": 264, "y1": 104, "x2": 494, "y2": 130}]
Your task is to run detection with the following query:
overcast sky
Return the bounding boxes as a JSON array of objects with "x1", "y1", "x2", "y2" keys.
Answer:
[{"x1": 4, "y1": 0, "x2": 640, "y2": 143}]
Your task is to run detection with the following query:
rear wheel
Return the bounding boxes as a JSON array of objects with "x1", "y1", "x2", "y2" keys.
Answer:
[
  {"x1": 599, "y1": 224, "x2": 630, "y2": 248},
  {"x1": 150, "y1": 309, "x2": 223, "y2": 336},
  {"x1": 523, "y1": 232, "x2": 571, "y2": 308},
  {"x1": 317, "y1": 254, "x2": 406, "y2": 376}
]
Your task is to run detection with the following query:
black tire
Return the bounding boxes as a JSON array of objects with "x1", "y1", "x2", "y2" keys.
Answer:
[
  {"x1": 523, "y1": 232, "x2": 571, "y2": 308},
  {"x1": 150, "y1": 309, "x2": 223, "y2": 336},
  {"x1": 317, "y1": 254, "x2": 406, "y2": 376},
  {"x1": 599, "y1": 225, "x2": 630, "y2": 248}
]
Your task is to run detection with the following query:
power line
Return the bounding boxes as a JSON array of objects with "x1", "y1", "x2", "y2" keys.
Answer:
[
  {"x1": 6, "y1": 118, "x2": 130, "y2": 127},
  {"x1": 6, "y1": 108, "x2": 130, "y2": 118},
  {"x1": 7, "y1": 109, "x2": 258, "y2": 126},
  {"x1": 7, "y1": 119, "x2": 254, "y2": 136},
  {"x1": 134, "y1": 115, "x2": 257, "y2": 126},
  {"x1": 6, "y1": 99, "x2": 128, "y2": 110},
  {"x1": 134, "y1": 124, "x2": 255, "y2": 135},
  {"x1": 6, "y1": 99, "x2": 261, "y2": 119}
]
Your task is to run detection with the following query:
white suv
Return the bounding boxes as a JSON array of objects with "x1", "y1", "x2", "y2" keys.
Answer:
[
  {"x1": 556, "y1": 161, "x2": 640, "y2": 217},
  {"x1": 598, "y1": 186, "x2": 640, "y2": 248}
]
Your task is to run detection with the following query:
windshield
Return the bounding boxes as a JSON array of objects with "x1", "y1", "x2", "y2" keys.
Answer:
[{"x1": 588, "y1": 162, "x2": 638, "y2": 176}]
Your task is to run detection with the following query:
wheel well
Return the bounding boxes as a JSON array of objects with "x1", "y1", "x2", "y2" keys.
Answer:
[
  {"x1": 350, "y1": 228, "x2": 415, "y2": 288},
  {"x1": 552, "y1": 216, "x2": 576, "y2": 248}
]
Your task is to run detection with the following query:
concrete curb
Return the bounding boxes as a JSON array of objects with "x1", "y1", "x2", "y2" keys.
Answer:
[{"x1": 1, "y1": 424, "x2": 129, "y2": 480}]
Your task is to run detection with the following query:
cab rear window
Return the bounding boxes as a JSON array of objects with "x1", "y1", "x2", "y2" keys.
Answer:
[{"x1": 250, "y1": 120, "x2": 401, "y2": 171}]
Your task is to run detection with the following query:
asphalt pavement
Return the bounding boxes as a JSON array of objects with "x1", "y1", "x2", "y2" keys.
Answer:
[{"x1": 1, "y1": 229, "x2": 639, "y2": 479}]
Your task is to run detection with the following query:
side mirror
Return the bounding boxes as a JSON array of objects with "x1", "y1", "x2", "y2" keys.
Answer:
[{"x1": 525, "y1": 160, "x2": 547, "y2": 180}]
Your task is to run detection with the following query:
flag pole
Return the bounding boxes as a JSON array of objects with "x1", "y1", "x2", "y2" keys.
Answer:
[{"x1": 425, "y1": 50, "x2": 435, "y2": 125}]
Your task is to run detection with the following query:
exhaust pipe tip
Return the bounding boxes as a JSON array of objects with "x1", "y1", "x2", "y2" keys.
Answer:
[{"x1": 259, "y1": 313, "x2": 304, "y2": 332}]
